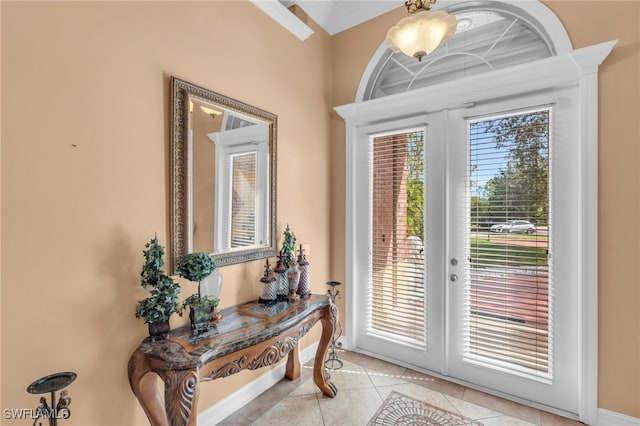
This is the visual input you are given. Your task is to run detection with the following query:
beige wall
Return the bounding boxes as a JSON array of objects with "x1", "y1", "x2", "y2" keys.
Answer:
[
  {"x1": 1, "y1": 2, "x2": 331, "y2": 424},
  {"x1": 1, "y1": 0, "x2": 639, "y2": 424},
  {"x1": 329, "y1": 0, "x2": 640, "y2": 419}
]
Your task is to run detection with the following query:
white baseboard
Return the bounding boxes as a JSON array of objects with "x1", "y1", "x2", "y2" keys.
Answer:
[
  {"x1": 597, "y1": 408, "x2": 640, "y2": 426},
  {"x1": 197, "y1": 341, "x2": 320, "y2": 425}
]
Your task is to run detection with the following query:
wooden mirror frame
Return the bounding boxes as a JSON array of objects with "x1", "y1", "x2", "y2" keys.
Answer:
[{"x1": 170, "y1": 77, "x2": 277, "y2": 273}]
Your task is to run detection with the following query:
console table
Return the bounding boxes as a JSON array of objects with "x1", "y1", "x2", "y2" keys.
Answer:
[{"x1": 128, "y1": 294, "x2": 338, "y2": 426}]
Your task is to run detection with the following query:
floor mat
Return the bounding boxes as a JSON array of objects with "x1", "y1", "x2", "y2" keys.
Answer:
[{"x1": 368, "y1": 391, "x2": 483, "y2": 426}]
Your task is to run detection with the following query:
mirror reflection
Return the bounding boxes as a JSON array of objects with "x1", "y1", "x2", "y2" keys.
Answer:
[{"x1": 171, "y1": 77, "x2": 277, "y2": 272}]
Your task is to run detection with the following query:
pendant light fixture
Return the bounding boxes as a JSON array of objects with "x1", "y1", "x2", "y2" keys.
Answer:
[{"x1": 385, "y1": 0, "x2": 457, "y2": 61}]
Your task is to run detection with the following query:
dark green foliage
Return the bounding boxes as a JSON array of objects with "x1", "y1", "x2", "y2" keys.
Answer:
[
  {"x1": 179, "y1": 294, "x2": 219, "y2": 318},
  {"x1": 177, "y1": 252, "x2": 216, "y2": 283},
  {"x1": 406, "y1": 132, "x2": 424, "y2": 238},
  {"x1": 281, "y1": 224, "x2": 297, "y2": 266},
  {"x1": 140, "y1": 235, "x2": 167, "y2": 288},
  {"x1": 176, "y1": 252, "x2": 218, "y2": 319},
  {"x1": 475, "y1": 111, "x2": 549, "y2": 225},
  {"x1": 135, "y1": 236, "x2": 181, "y2": 324}
]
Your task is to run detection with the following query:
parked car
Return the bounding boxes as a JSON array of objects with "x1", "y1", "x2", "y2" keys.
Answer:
[{"x1": 490, "y1": 220, "x2": 536, "y2": 234}]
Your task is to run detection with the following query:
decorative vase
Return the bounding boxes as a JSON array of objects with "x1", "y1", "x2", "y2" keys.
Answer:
[
  {"x1": 287, "y1": 261, "x2": 300, "y2": 301},
  {"x1": 259, "y1": 259, "x2": 278, "y2": 302},
  {"x1": 199, "y1": 269, "x2": 223, "y2": 300},
  {"x1": 148, "y1": 321, "x2": 170, "y2": 342},
  {"x1": 189, "y1": 304, "x2": 213, "y2": 333},
  {"x1": 275, "y1": 252, "x2": 288, "y2": 299},
  {"x1": 297, "y1": 244, "x2": 311, "y2": 296}
]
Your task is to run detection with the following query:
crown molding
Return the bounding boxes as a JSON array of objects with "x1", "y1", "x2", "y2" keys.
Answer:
[{"x1": 250, "y1": 0, "x2": 314, "y2": 41}]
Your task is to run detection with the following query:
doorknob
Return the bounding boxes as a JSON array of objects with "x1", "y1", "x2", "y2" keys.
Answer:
[
  {"x1": 450, "y1": 274, "x2": 459, "y2": 282},
  {"x1": 450, "y1": 258, "x2": 458, "y2": 266}
]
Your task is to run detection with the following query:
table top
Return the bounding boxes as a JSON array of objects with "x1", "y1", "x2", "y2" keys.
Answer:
[{"x1": 137, "y1": 294, "x2": 330, "y2": 369}]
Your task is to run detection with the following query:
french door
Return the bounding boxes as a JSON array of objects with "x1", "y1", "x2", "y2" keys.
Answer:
[{"x1": 352, "y1": 91, "x2": 579, "y2": 414}]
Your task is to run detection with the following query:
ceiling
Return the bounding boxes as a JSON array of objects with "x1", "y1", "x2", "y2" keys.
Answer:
[
  {"x1": 251, "y1": 0, "x2": 402, "y2": 40},
  {"x1": 284, "y1": 0, "x2": 401, "y2": 35}
]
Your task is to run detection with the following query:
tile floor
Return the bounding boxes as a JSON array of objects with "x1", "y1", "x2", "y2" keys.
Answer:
[{"x1": 218, "y1": 350, "x2": 584, "y2": 426}]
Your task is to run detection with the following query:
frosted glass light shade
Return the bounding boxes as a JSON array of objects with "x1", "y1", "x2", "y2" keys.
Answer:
[{"x1": 385, "y1": 10, "x2": 457, "y2": 61}]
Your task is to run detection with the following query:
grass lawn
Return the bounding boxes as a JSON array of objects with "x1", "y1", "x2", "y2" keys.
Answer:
[
  {"x1": 472, "y1": 231, "x2": 548, "y2": 242},
  {"x1": 470, "y1": 237, "x2": 549, "y2": 267}
]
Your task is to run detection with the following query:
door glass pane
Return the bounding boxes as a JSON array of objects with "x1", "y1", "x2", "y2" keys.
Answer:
[
  {"x1": 369, "y1": 129, "x2": 426, "y2": 345},
  {"x1": 466, "y1": 109, "x2": 552, "y2": 379}
]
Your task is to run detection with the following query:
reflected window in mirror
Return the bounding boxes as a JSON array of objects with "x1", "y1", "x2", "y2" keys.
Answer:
[
  {"x1": 171, "y1": 77, "x2": 277, "y2": 272},
  {"x1": 208, "y1": 117, "x2": 269, "y2": 253}
]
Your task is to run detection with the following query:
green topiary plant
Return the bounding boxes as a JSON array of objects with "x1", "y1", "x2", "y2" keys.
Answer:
[
  {"x1": 177, "y1": 252, "x2": 216, "y2": 283},
  {"x1": 176, "y1": 252, "x2": 219, "y2": 331},
  {"x1": 135, "y1": 236, "x2": 181, "y2": 324}
]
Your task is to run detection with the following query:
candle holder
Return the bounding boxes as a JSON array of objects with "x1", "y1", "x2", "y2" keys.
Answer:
[
  {"x1": 27, "y1": 371, "x2": 76, "y2": 426},
  {"x1": 325, "y1": 280, "x2": 343, "y2": 370}
]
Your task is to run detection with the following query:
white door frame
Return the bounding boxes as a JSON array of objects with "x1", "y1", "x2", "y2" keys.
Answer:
[{"x1": 336, "y1": 40, "x2": 616, "y2": 424}]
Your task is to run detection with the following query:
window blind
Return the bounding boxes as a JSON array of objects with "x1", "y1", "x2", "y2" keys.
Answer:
[
  {"x1": 229, "y1": 152, "x2": 257, "y2": 248},
  {"x1": 369, "y1": 130, "x2": 426, "y2": 345},
  {"x1": 466, "y1": 108, "x2": 552, "y2": 379}
]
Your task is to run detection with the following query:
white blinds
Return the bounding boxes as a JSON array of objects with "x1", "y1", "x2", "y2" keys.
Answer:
[
  {"x1": 466, "y1": 108, "x2": 552, "y2": 379},
  {"x1": 229, "y1": 152, "x2": 257, "y2": 248},
  {"x1": 369, "y1": 130, "x2": 426, "y2": 345}
]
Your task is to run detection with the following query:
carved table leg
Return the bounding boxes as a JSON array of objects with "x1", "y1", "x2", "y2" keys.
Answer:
[
  {"x1": 128, "y1": 351, "x2": 169, "y2": 426},
  {"x1": 285, "y1": 344, "x2": 301, "y2": 380},
  {"x1": 164, "y1": 369, "x2": 200, "y2": 426},
  {"x1": 313, "y1": 304, "x2": 338, "y2": 397}
]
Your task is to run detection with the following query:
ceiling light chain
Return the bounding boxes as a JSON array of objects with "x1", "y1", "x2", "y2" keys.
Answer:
[{"x1": 404, "y1": 0, "x2": 436, "y2": 14}]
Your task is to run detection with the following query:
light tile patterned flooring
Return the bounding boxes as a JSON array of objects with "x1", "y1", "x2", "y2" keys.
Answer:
[{"x1": 218, "y1": 350, "x2": 583, "y2": 426}]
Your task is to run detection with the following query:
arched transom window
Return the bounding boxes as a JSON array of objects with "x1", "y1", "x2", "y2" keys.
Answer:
[{"x1": 363, "y1": 2, "x2": 560, "y2": 100}]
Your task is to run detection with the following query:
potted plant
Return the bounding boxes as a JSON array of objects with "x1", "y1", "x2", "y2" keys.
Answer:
[
  {"x1": 177, "y1": 252, "x2": 220, "y2": 333},
  {"x1": 135, "y1": 236, "x2": 181, "y2": 341}
]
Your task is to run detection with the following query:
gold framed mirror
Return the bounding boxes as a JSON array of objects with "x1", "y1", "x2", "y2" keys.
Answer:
[{"x1": 170, "y1": 77, "x2": 277, "y2": 273}]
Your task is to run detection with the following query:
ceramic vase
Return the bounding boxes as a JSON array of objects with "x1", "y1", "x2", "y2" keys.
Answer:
[{"x1": 148, "y1": 321, "x2": 170, "y2": 342}]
